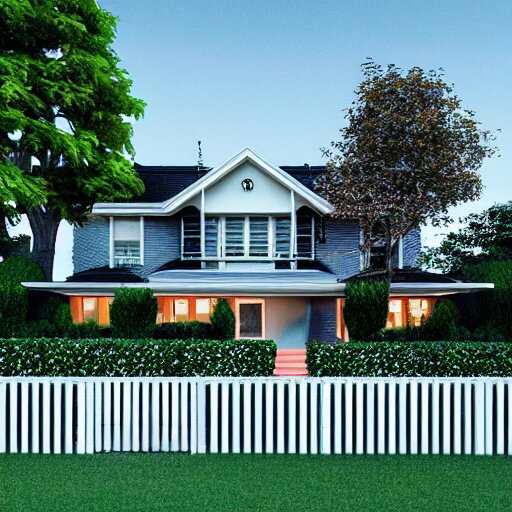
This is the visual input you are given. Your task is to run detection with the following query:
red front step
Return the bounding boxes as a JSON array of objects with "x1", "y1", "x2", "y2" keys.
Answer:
[{"x1": 274, "y1": 348, "x2": 308, "y2": 377}]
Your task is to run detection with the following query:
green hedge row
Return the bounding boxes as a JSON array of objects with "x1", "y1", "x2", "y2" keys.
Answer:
[
  {"x1": 307, "y1": 341, "x2": 512, "y2": 377},
  {"x1": 0, "y1": 338, "x2": 277, "y2": 377}
]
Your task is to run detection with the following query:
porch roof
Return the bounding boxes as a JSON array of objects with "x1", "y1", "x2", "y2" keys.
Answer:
[{"x1": 22, "y1": 269, "x2": 494, "y2": 297}]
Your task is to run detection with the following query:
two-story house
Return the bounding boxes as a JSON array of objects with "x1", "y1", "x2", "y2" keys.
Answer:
[{"x1": 25, "y1": 148, "x2": 492, "y2": 347}]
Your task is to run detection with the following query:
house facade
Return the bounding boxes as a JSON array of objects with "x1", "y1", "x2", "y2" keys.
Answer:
[{"x1": 24, "y1": 149, "x2": 493, "y2": 347}]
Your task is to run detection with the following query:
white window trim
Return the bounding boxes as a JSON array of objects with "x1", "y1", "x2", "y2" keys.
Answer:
[
  {"x1": 109, "y1": 216, "x2": 143, "y2": 268},
  {"x1": 235, "y1": 298, "x2": 266, "y2": 339}
]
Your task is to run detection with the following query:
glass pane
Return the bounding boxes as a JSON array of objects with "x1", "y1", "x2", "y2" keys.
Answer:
[
  {"x1": 239, "y1": 303, "x2": 263, "y2": 338},
  {"x1": 249, "y1": 217, "x2": 269, "y2": 257},
  {"x1": 205, "y1": 217, "x2": 218, "y2": 257},
  {"x1": 296, "y1": 216, "x2": 313, "y2": 258},
  {"x1": 274, "y1": 217, "x2": 290, "y2": 258},
  {"x1": 225, "y1": 217, "x2": 245, "y2": 256},
  {"x1": 387, "y1": 300, "x2": 403, "y2": 328},
  {"x1": 196, "y1": 298, "x2": 211, "y2": 323},
  {"x1": 114, "y1": 241, "x2": 140, "y2": 266},
  {"x1": 83, "y1": 298, "x2": 98, "y2": 322},
  {"x1": 173, "y1": 299, "x2": 189, "y2": 322},
  {"x1": 113, "y1": 218, "x2": 140, "y2": 240}
]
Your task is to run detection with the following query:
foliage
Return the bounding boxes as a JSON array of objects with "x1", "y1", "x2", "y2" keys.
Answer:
[
  {"x1": 153, "y1": 321, "x2": 214, "y2": 340},
  {"x1": 456, "y1": 260, "x2": 512, "y2": 340},
  {"x1": 307, "y1": 340, "x2": 512, "y2": 377},
  {"x1": 317, "y1": 61, "x2": 495, "y2": 274},
  {"x1": 0, "y1": 232, "x2": 30, "y2": 259},
  {"x1": 210, "y1": 298, "x2": 236, "y2": 340},
  {"x1": 343, "y1": 279, "x2": 389, "y2": 340},
  {"x1": 0, "y1": 0, "x2": 145, "y2": 278},
  {"x1": 420, "y1": 300, "x2": 460, "y2": 340},
  {"x1": 0, "y1": 255, "x2": 45, "y2": 336},
  {"x1": 0, "y1": 338, "x2": 277, "y2": 377},
  {"x1": 110, "y1": 288, "x2": 158, "y2": 339},
  {"x1": 420, "y1": 202, "x2": 512, "y2": 274}
]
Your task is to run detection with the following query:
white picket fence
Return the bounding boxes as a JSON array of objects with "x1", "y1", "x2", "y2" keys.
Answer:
[{"x1": 0, "y1": 377, "x2": 511, "y2": 455}]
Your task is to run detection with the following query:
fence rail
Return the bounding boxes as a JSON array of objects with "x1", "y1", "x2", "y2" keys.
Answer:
[{"x1": 0, "y1": 377, "x2": 511, "y2": 455}]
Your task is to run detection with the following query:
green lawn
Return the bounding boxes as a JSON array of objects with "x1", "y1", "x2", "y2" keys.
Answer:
[{"x1": 0, "y1": 453, "x2": 511, "y2": 512}]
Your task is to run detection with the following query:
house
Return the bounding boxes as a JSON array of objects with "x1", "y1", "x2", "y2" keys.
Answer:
[{"x1": 24, "y1": 148, "x2": 493, "y2": 348}]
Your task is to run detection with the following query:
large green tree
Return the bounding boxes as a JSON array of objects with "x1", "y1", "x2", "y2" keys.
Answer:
[
  {"x1": 317, "y1": 61, "x2": 495, "y2": 276},
  {"x1": 420, "y1": 202, "x2": 512, "y2": 275},
  {"x1": 0, "y1": 0, "x2": 145, "y2": 279}
]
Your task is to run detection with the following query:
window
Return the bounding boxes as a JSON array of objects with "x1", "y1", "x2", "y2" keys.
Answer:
[
  {"x1": 172, "y1": 299, "x2": 189, "y2": 322},
  {"x1": 196, "y1": 298, "x2": 216, "y2": 323},
  {"x1": 225, "y1": 217, "x2": 245, "y2": 256},
  {"x1": 387, "y1": 299, "x2": 404, "y2": 328},
  {"x1": 204, "y1": 217, "x2": 219, "y2": 257},
  {"x1": 83, "y1": 298, "x2": 98, "y2": 322},
  {"x1": 296, "y1": 216, "x2": 314, "y2": 258},
  {"x1": 249, "y1": 217, "x2": 269, "y2": 257},
  {"x1": 236, "y1": 299, "x2": 265, "y2": 339},
  {"x1": 408, "y1": 298, "x2": 431, "y2": 327},
  {"x1": 182, "y1": 216, "x2": 201, "y2": 258},
  {"x1": 274, "y1": 217, "x2": 291, "y2": 258},
  {"x1": 112, "y1": 217, "x2": 142, "y2": 267}
]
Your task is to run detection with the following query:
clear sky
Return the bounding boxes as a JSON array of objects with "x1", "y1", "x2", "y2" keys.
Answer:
[{"x1": 12, "y1": 0, "x2": 512, "y2": 279}]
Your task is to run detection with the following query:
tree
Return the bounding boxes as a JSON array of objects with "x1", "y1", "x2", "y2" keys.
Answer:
[
  {"x1": 420, "y1": 202, "x2": 512, "y2": 275},
  {"x1": 317, "y1": 61, "x2": 496, "y2": 276},
  {"x1": 0, "y1": 0, "x2": 145, "y2": 279}
]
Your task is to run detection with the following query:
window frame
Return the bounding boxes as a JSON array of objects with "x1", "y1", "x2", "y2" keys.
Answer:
[
  {"x1": 110, "y1": 216, "x2": 144, "y2": 268},
  {"x1": 235, "y1": 298, "x2": 266, "y2": 339}
]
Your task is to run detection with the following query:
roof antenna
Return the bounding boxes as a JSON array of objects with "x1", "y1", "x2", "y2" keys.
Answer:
[{"x1": 197, "y1": 140, "x2": 203, "y2": 168}]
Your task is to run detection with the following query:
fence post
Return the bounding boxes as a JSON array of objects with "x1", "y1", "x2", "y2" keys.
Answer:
[
  {"x1": 0, "y1": 382, "x2": 6, "y2": 453},
  {"x1": 321, "y1": 381, "x2": 331, "y2": 455},
  {"x1": 197, "y1": 380, "x2": 207, "y2": 454},
  {"x1": 21, "y1": 381, "x2": 29, "y2": 454},
  {"x1": 10, "y1": 381, "x2": 18, "y2": 453},
  {"x1": 474, "y1": 381, "x2": 485, "y2": 455}
]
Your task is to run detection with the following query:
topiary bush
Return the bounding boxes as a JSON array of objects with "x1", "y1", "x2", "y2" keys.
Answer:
[
  {"x1": 153, "y1": 321, "x2": 214, "y2": 340},
  {"x1": 0, "y1": 255, "x2": 45, "y2": 337},
  {"x1": 307, "y1": 340, "x2": 512, "y2": 377},
  {"x1": 110, "y1": 288, "x2": 158, "y2": 338},
  {"x1": 0, "y1": 338, "x2": 277, "y2": 377},
  {"x1": 343, "y1": 279, "x2": 390, "y2": 340},
  {"x1": 210, "y1": 298, "x2": 235, "y2": 340}
]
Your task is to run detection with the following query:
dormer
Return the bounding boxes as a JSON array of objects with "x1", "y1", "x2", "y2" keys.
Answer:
[{"x1": 93, "y1": 148, "x2": 333, "y2": 269}]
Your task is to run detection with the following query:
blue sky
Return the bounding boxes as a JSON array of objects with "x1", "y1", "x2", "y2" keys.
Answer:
[{"x1": 13, "y1": 0, "x2": 512, "y2": 279}]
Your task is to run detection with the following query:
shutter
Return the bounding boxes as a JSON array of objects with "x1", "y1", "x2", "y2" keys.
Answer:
[
  {"x1": 274, "y1": 217, "x2": 290, "y2": 258},
  {"x1": 225, "y1": 217, "x2": 245, "y2": 256},
  {"x1": 249, "y1": 217, "x2": 269, "y2": 257},
  {"x1": 205, "y1": 217, "x2": 218, "y2": 257}
]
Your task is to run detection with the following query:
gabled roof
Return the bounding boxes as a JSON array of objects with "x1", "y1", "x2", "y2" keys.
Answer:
[{"x1": 92, "y1": 148, "x2": 333, "y2": 216}]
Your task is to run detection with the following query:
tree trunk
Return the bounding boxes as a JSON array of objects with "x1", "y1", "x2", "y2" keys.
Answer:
[
  {"x1": 27, "y1": 207, "x2": 61, "y2": 281},
  {"x1": 385, "y1": 235, "x2": 396, "y2": 280}
]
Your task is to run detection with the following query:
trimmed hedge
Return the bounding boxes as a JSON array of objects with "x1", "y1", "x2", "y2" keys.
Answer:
[
  {"x1": 153, "y1": 321, "x2": 214, "y2": 340},
  {"x1": 110, "y1": 288, "x2": 158, "y2": 338},
  {"x1": 0, "y1": 338, "x2": 277, "y2": 377},
  {"x1": 307, "y1": 340, "x2": 512, "y2": 377}
]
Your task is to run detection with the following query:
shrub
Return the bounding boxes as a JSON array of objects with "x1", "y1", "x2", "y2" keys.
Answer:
[
  {"x1": 110, "y1": 288, "x2": 158, "y2": 338},
  {"x1": 53, "y1": 303, "x2": 74, "y2": 336},
  {"x1": 68, "y1": 320, "x2": 102, "y2": 339},
  {"x1": 153, "y1": 321, "x2": 214, "y2": 340},
  {"x1": 459, "y1": 260, "x2": 512, "y2": 340},
  {"x1": 420, "y1": 299, "x2": 460, "y2": 341},
  {"x1": 0, "y1": 338, "x2": 277, "y2": 377},
  {"x1": 210, "y1": 298, "x2": 235, "y2": 340},
  {"x1": 343, "y1": 279, "x2": 389, "y2": 340},
  {"x1": 0, "y1": 256, "x2": 45, "y2": 337},
  {"x1": 307, "y1": 340, "x2": 512, "y2": 377}
]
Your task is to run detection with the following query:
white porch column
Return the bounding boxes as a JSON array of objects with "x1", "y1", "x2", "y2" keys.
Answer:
[
  {"x1": 290, "y1": 190, "x2": 296, "y2": 259},
  {"x1": 398, "y1": 236, "x2": 404, "y2": 269},
  {"x1": 200, "y1": 188, "x2": 206, "y2": 259}
]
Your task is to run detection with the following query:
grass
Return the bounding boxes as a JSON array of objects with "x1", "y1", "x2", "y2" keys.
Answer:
[{"x1": 0, "y1": 453, "x2": 511, "y2": 511}]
